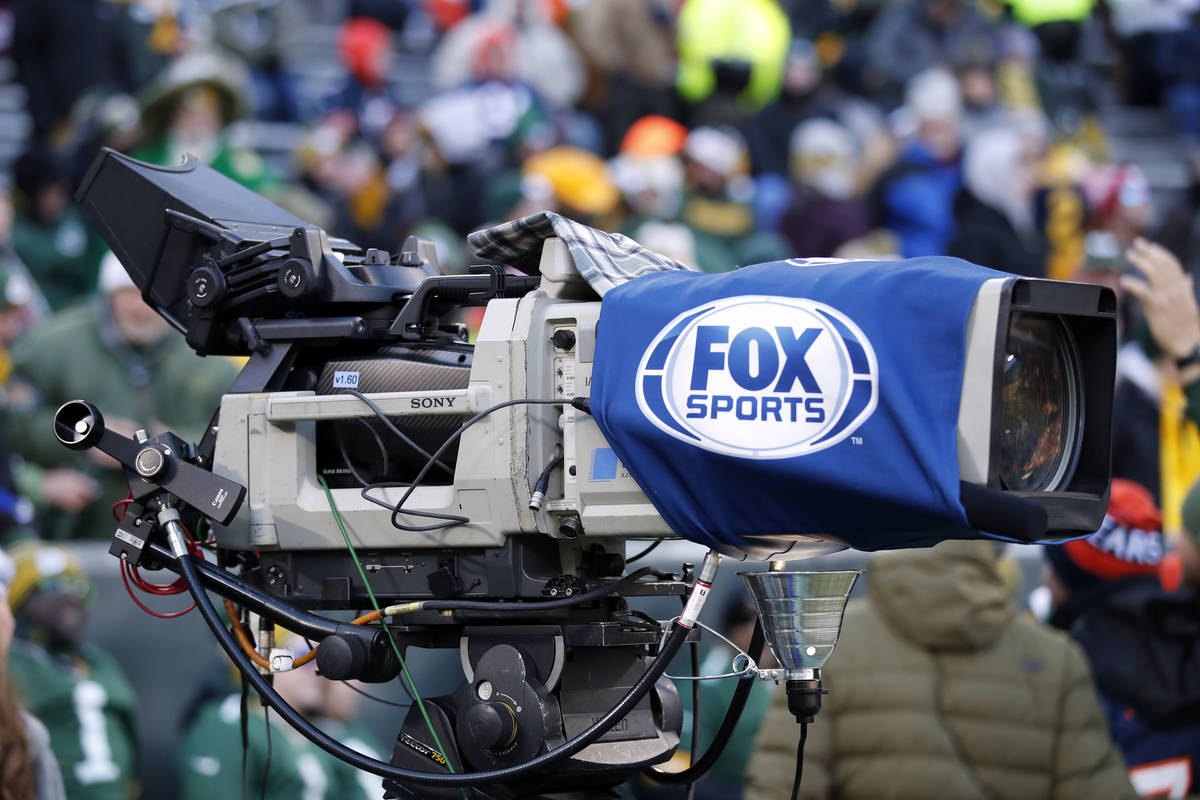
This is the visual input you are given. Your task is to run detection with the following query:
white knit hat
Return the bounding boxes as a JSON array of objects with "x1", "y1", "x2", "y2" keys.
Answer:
[{"x1": 98, "y1": 250, "x2": 137, "y2": 295}]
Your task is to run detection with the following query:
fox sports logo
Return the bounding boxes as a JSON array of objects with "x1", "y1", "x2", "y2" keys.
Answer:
[{"x1": 635, "y1": 296, "x2": 878, "y2": 459}]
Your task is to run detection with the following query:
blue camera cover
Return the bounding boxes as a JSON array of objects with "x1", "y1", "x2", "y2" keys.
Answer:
[{"x1": 589, "y1": 257, "x2": 1011, "y2": 553}]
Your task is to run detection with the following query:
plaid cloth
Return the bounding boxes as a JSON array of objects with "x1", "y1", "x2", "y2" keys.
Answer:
[{"x1": 467, "y1": 211, "x2": 695, "y2": 296}]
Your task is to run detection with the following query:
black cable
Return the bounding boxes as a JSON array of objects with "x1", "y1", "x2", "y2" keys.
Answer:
[
  {"x1": 643, "y1": 620, "x2": 765, "y2": 785},
  {"x1": 627, "y1": 538, "x2": 664, "y2": 565},
  {"x1": 534, "y1": 454, "x2": 563, "y2": 495},
  {"x1": 341, "y1": 680, "x2": 410, "y2": 708},
  {"x1": 335, "y1": 418, "x2": 390, "y2": 483},
  {"x1": 342, "y1": 388, "x2": 453, "y2": 475},
  {"x1": 686, "y1": 633, "x2": 701, "y2": 800},
  {"x1": 177, "y1": 545, "x2": 691, "y2": 787},
  {"x1": 417, "y1": 566, "x2": 660, "y2": 613},
  {"x1": 262, "y1": 707, "x2": 272, "y2": 800},
  {"x1": 383, "y1": 397, "x2": 574, "y2": 532},
  {"x1": 240, "y1": 680, "x2": 249, "y2": 800},
  {"x1": 357, "y1": 417, "x2": 391, "y2": 479},
  {"x1": 143, "y1": 540, "x2": 348, "y2": 640},
  {"x1": 790, "y1": 723, "x2": 807, "y2": 800}
]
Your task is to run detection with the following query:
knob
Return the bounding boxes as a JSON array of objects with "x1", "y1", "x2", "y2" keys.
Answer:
[
  {"x1": 277, "y1": 258, "x2": 318, "y2": 300},
  {"x1": 551, "y1": 329, "x2": 576, "y2": 351},
  {"x1": 187, "y1": 265, "x2": 226, "y2": 308},
  {"x1": 134, "y1": 446, "x2": 165, "y2": 479},
  {"x1": 465, "y1": 702, "x2": 517, "y2": 751}
]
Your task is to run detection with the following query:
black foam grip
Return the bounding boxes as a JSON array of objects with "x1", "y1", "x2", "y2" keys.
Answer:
[{"x1": 959, "y1": 482, "x2": 1049, "y2": 543}]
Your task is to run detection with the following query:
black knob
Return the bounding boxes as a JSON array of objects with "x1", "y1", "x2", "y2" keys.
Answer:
[
  {"x1": 134, "y1": 446, "x2": 165, "y2": 479},
  {"x1": 187, "y1": 265, "x2": 226, "y2": 308},
  {"x1": 278, "y1": 258, "x2": 318, "y2": 300},
  {"x1": 465, "y1": 703, "x2": 517, "y2": 751},
  {"x1": 315, "y1": 633, "x2": 366, "y2": 681},
  {"x1": 551, "y1": 329, "x2": 576, "y2": 351}
]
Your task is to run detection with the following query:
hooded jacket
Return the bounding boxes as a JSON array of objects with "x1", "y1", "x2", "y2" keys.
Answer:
[{"x1": 745, "y1": 541, "x2": 1137, "y2": 800}]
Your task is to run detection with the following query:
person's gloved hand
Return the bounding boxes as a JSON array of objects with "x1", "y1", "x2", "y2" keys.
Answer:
[{"x1": 1122, "y1": 237, "x2": 1200, "y2": 362}]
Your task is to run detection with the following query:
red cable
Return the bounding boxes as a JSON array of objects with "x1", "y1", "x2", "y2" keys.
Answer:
[
  {"x1": 121, "y1": 559, "x2": 196, "y2": 619},
  {"x1": 112, "y1": 493, "x2": 201, "y2": 617}
]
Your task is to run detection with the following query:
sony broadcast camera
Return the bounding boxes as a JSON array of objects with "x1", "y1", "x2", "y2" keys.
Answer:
[{"x1": 54, "y1": 150, "x2": 1118, "y2": 798}]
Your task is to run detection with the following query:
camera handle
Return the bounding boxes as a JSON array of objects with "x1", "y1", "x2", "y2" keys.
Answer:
[{"x1": 52, "y1": 400, "x2": 246, "y2": 526}]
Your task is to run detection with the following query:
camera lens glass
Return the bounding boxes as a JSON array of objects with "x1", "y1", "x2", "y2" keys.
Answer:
[{"x1": 998, "y1": 312, "x2": 1081, "y2": 492}]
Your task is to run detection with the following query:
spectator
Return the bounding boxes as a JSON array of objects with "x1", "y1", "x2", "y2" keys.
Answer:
[
  {"x1": 1177, "y1": 476, "x2": 1200, "y2": 587},
  {"x1": 431, "y1": 1, "x2": 585, "y2": 112},
  {"x1": 1045, "y1": 479, "x2": 1200, "y2": 798},
  {"x1": 521, "y1": 146, "x2": 621, "y2": 227},
  {"x1": 325, "y1": 17, "x2": 404, "y2": 146},
  {"x1": 1082, "y1": 163, "x2": 1154, "y2": 252},
  {"x1": 863, "y1": 0, "x2": 995, "y2": 105},
  {"x1": 133, "y1": 52, "x2": 273, "y2": 195},
  {"x1": 4, "y1": 253, "x2": 239, "y2": 541},
  {"x1": 0, "y1": 547, "x2": 65, "y2": 800},
  {"x1": 745, "y1": 39, "x2": 892, "y2": 233},
  {"x1": 10, "y1": 0, "x2": 148, "y2": 138},
  {"x1": 210, "y1": 0, "x2": 307, "y2": 123},
  {"x1": 178, "y1": 637, "x2": 382, "y2": 800},
  {"x1": 572, "y1": 0, "x2": 679, "y2": 155},
  {"x1": 679, "y1": 127, "x2": 790, "y2": 272},
  {"x1": 745, "y1": 540, "x2": 1138, "y2": 800},
  {"x1": 1109, "y1": 238, "x2": 1200, "y2": 522},
  {"x1": 1107, "y1": 0, "x2": 1199, "y2": 109},
  {"x1": 675, "y1": 0, "x2": 792, "y2": 122},
  {"x1": 947, "y1": 126, "x2": 1046, "y2": 277},
  {"x1": 873, "y1": 68, "x2": 963, "y2": 257},
  {"x1": 779, "y1": 118, "x2": 869, "y2": 258},
  {"x1": 10, "y1": 148, "x2": 105, "y2": 313},
  {"x1": 6, "y1": 541, "x2": 137, "y2": 800}
]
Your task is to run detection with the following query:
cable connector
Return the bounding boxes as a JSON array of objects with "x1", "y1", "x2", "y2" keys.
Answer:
[
  {"x1": 570, "y1": 397, "x2": 591, "y2": 415},
  {"x1": 529, "y1": 489, "x2": 546, "y2": 511},
  {"x1": 679, "y1": 549, "x2": 721, "y2": 629}
]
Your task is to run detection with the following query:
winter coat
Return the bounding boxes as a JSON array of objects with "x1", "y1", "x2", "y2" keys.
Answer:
[
  {"x1": 5, "y1": 298, "x2": 239, "y2": 540},
  {"x1": 875, "y1": 141, "x2": 961, "y2": 258},
  {"x1": 779, "y1": 187, "x2": 869, "y2": 259},
  {"x1": 745, "y1": 540, "x2": 1137, "y2": 800},
  {"x1": 948, "y1": 190, "x2": 1047, "y2": 277},
  {"x1": 1052, "y1": 577, "x2": 1200, "y2": 798}
]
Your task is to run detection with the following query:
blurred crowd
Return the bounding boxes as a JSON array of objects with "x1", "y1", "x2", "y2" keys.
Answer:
[{"x1": 2, "y1": 0, "x2": 1200, "y2": 798}]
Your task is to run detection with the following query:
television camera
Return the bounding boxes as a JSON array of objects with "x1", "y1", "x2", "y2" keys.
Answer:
[{"x1": 53, "y1": 150, "x2": 1118, "y2": 798}]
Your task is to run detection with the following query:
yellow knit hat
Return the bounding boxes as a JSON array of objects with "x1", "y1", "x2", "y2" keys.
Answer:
[{"x1": 6, "y1": 541, "x2": 91, "y2": 611}]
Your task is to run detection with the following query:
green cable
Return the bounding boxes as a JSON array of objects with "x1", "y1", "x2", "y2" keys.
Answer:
[{"x1": 317, "y1": 475, "x2": 468, "y2": 798}]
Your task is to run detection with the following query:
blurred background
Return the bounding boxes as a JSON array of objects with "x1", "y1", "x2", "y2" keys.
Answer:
[{"x1": 2, "y1": 0, "x2": 1200, "y2": 798}]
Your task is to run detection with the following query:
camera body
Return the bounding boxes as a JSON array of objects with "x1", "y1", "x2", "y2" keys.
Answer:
[{"x1": 69, "y1": 150, "x2": 1118, "y2": 796}]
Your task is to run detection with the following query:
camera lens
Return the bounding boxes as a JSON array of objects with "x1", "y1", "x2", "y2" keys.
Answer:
[{"x1": 997, "y1": 312, "x2": 1081, "y2": 492}]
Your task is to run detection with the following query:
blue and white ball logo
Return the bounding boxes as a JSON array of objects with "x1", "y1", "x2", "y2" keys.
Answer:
[{"x1": 635, "y1": 296, "x2": 878, "y2": 459}]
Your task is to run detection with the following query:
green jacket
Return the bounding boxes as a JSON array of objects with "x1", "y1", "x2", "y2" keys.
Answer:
[
  {"x1": 11, "y1": 205, "x2": 106, "y2": 312},
  {"x1": 6, "y1": 298, "x2": 239, "y2": 540},
  {"x1": 178, "y1": 694, "x2": 383, "y2": 800},
  {"x1": 745, "y1": 541, "x2": 1138, "y2": 800},
  {"x1": 8, "y1": 638, "x2": 138, "y2": 800}
]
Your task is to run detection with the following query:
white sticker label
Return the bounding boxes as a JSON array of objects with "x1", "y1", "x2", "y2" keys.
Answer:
[
  {"x1": 114, "y1": 529, "x2": 145, "y2": 550},
  {"x1": 333, "y1": 371, "x2": 360, "y2": 389}
]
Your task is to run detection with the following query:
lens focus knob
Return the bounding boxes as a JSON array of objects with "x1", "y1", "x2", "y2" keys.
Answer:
[
  {"x1": 187, "y1": 265, "x2": 226, "y2": 308},
  {"x1": 464, "y1": 702, "x2": 517, "y2": 751},
  {"x1": 278, "y1": 258, "x2": 318, "y2": 301}
]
